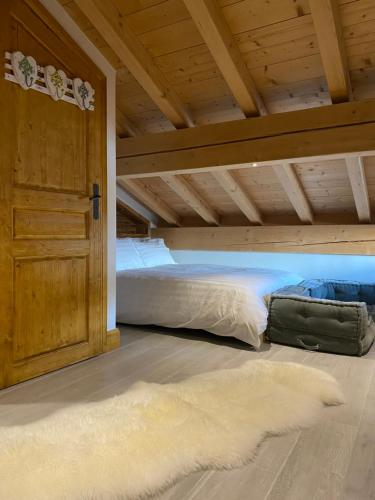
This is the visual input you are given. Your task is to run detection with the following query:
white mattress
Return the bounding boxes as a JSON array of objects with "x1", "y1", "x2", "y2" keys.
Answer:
[{"x1": 116, "y1": 264, "x2": 303, "y2": 348}]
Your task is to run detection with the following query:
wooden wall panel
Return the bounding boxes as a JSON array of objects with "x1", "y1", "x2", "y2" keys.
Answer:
[{"x1": 152, "y1": 225, "x2": 375, "y2": 255}]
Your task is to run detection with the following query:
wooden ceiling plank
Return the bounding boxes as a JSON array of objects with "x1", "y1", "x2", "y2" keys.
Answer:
[
  {"x1": 119, "y1": 179, "x2": 181, "y2": 226},
  {"x1": 73, "y1": 0, "x2": 193, "y2": 128},
  {"x1": 183, "y1": 0, "x2": 266, "y2": 117},
  {"x1": 116, "y1": 108, "x2": 142, "y2": 138},
  {"x1": 310, "y1": 0, "x2": 351, "y2": 103},
  {"x1": 161, "y1": 174, "x2": 220, "y2": 225},
  {"x1": 273, "y1": 163, "x2": 314, "y2": 223},
  {"x1": 212, "y1": 170, "x2": 262, "y2": 224},
  {"x1": 346, "y1": 157, "x2": 371, "y2": 223}
]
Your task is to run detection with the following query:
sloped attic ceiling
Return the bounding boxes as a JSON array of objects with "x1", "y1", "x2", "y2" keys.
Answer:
[
  {"x1": 60, "y1": 0, "x2": 375, "y2": 227},
  {"x1": 61, "y1": 0, "x2": 375, "y2": 135}
]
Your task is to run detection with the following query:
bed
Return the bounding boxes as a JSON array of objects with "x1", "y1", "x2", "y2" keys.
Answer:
[{"x1": 116, "y1": 238, "x2": 303, "y2": 348}]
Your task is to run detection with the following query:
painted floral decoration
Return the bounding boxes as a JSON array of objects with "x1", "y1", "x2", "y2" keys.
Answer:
[
  {"x1": 78, "y1": 82, "x2": 89, "y2": 108},
  {"x1": 73, "y1": 78, "x2": 95, "y2": 110},
  {"x1": 8, "y1": 52, "x2": 94, "y2": 109},
  {"x1": 19, "y1": 56, "x2": 35, "y2": 87},
  {"x1": 51, "y1": 71, "x2": 64, "y2": 91}
]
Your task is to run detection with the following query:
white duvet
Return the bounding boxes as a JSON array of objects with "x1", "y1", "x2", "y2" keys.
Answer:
[{"x1": 116, "y1": 264, "x2": 302, "y2": 348}]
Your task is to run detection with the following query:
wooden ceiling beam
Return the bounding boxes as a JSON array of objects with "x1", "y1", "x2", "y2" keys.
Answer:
[
  {"x1": 183, "y1": 0, "x2": 266, "y2": 117},
  {"x1": 273, "y1": 163, "x2": 314, "y2": 224},
  {"x1": 117, "y1": 100, "x2": 375, "y2": 160},
  {"x1": 73, "y1": 0, "x2": 193, "y2": 128},
  {"x1": 310, "y1": 0, "x2": 351, "y2": 103},
  {"x1": 118, "y1": 179, "x2": 181, "y2": 226},
  {"x1": 117, "y1": 101, "x2": 375, "y2": 178},
  {"x1": 346, "y1": 157, "x2": 371, "y2": 223},
  {"x1": 161, "y1": 174, "x2": 220, "y2": 225},
  {"x1": 117, "y1": 100, "x2": 375, "y2": 178},
  {"x1": 212, "y1": 170, "x2": 262, "y2": 224}
]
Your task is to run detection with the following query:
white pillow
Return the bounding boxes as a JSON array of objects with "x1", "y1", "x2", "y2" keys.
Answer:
[
  {"x1": 116, "y1": 238, "x2": 144, "y2": 271},
  {"x1": 133, "y1": 238, "x2": 176, "y2": 267}
]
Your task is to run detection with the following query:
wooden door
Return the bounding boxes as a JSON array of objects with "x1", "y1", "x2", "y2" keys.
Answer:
[{"x1": 0, "y1": 0, "x2": 106, "y2": 388}]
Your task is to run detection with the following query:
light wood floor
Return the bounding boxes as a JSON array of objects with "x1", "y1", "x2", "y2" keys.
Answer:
[{"x1": 1, "y1": 326, "x2": 374, "y2": 500}]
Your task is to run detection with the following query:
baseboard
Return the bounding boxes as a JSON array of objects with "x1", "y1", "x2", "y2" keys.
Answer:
[{"x1": 103, "y1": 328, "x2": 121, "y2": 352}]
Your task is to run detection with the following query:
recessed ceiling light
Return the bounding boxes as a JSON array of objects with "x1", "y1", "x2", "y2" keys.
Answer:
[{"x1": 251, "y1": 162, "x2": 258, "y2": 167}]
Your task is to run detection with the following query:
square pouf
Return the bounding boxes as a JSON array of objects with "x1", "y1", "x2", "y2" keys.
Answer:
[{"x1": 267, "y1": 280, "x2": 375, "y2": 356}]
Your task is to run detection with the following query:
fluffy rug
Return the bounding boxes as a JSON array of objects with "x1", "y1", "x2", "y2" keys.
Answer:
[{"x1": 0, "y1": 360, "x2": 344, "y2": 500}]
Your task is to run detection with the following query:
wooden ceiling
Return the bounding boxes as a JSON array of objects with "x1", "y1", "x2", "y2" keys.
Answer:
[
  {"x1": 61, "y1": 0, "x2": 375, "y2": 134},
  {"x1": 60, "y1": 0, "x2": 375, "y2": 227},
  {"x1": 117, "y1": 154, "x2": 375, "y2": 226}
]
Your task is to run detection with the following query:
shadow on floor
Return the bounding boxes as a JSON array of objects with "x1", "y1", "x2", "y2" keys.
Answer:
[
  {"x1": 0, "y1": 324, "x2": 270, "y2": 425},
  {"x1": 118, "y1": 323, "x2": 271, "y2": 353}
]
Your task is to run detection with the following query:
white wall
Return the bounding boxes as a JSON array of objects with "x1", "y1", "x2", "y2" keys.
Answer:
[
  {"x1": 172, "y1": 250, "x2": 375, "y2": 282},
  {"x1": 40, "y1": 0, "x2": 117, "y2": 330}
]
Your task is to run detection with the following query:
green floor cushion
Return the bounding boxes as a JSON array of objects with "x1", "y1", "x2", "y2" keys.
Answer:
[{"x1": 267, "y1": 280, "x2": 375, "y2": 356}]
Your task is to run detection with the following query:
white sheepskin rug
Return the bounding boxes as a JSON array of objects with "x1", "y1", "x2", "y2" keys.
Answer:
[{"x1": 0, "y1": 360, "x2": 344, "y2": 500}]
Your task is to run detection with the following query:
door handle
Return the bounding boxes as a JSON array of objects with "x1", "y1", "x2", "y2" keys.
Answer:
[{"x1": 90, "y1": 183, "x2": 101, "y2": 220}]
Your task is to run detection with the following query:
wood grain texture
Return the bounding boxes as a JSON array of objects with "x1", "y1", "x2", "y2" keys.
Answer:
[
  {"x1": 13, "y1": 209, "x2": 87, "y2": 239},
  {"x1": 117, "y1": 100, "x2": 375, "y2": 179},
  {"x1": 161, "y1": 174, "x2": 220, "y2": 225},
  {"x1": 0, "y1": 0, "x2": 107, "y2": 388},
  {"x1": 119, "y1": 178, "x2": 182, "y2": 226},
  {"x1": 310, "y1": 0, "x2": 351, "y2": 103},
  {"x1": 273, "y1": 163, "x2": 314, "y2": 223},
  {"x1": 73, "y1": 0, "x2": 193, "y2": 128},
  {"x1": 212, "y1": 170, "x2": 263, "y2": 224},
  {"x1": 151, "y1": 225, "x2": 375, "y2": 255},
  {"x1": 116, "y1": 108, "x2": 142, "y2": 138},
  {"x1": 117, "y1": 200, "x2": 149, "y2": 238},
  {"x1": 103, "y1": 328, "x2": 121, "y2": 353},
  {"x1": 346, "y1": 157, "x2": 371, "y2": 223},
  {"x1": 0, "y1": 326, "x2": 374, "y2": 499},
  {"x1": 183, "y1": 0, "x2": 266, "y2": 117},
  {"x1": 117, "y1": 99, "x2": 375, "y2": 159},
  {"x1": 13, "y1": 257, "x2": 88, "y2": 362},
  {"x1": 59, "y1": 0, "x2": 375, "y2": 134},
  {"x1": 118, "y1": 123, "x2": 375, "y2": 179}
]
